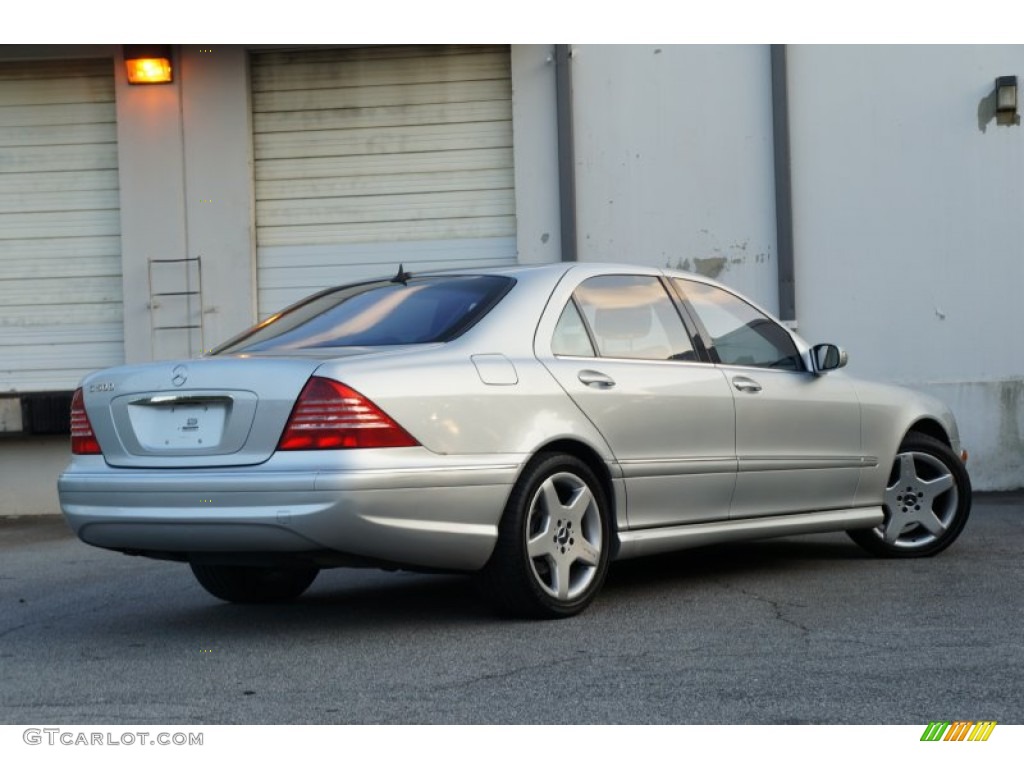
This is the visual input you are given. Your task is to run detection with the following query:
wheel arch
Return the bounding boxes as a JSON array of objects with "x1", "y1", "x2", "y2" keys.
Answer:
[
  {"x1": 847, "y1": 430, "x2": 971, "y2": 558},
  {"x1": 481, "y1": 437, "x2": 620, "y2": 617},
  {"x1": 855, "y1": 410, "x2": 960, "y2": 509},
  {"x1": 905, "y1": 417, "x2": 952, "y2": 447},
  {"x1": 517, "y1": 438, "x2": 622, "y2": 554}
]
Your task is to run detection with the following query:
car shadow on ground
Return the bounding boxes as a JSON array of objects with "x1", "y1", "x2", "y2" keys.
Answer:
[
  {"x1": 606, "y1": 534, "x2": 867, "y2": 584},
  {"x1": 144, "y1": 534, "x2": 871, "y2": 632},
  {"x1": 599, "y1": 534, "x2": 871, "y2": 601},
  {"x1": 166, "y1": 572, "x2": 492, "y2": 633}
]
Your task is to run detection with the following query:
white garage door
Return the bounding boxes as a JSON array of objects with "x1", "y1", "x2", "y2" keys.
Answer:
[
  {"x1": 252, "y1": 45, "x2": 517, "y2": 317},
  {"x1": 0, "y1": 58, "x2": 123, "y2": 392}
]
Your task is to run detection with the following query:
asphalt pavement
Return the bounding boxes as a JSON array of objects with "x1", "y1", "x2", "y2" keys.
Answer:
[{"x1": 1, "y1": 493, "x2": 1021, "y2": 724}]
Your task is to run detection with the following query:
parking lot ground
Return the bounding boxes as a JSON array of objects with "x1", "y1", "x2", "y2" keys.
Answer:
[{"x1": 1, "y1": 493, "x2": 1022, "y2": 724}]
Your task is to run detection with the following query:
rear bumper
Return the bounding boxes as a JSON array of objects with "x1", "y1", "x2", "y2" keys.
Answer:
[{"x1": 58, "y1": 452, "x2": 523, "y2": 571}]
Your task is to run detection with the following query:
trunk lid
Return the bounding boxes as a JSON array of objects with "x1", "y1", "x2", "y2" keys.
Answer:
[{"x1": 81, "y1": 356, "x2": 322, "y2": 468}]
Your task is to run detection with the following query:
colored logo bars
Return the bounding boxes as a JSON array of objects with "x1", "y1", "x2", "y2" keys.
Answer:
[{"x1": 921, "y1": 721, "x2": 997, "y2": 742}]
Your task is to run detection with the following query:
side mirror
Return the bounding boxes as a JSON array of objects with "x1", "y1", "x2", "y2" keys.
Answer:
[{"x1": 811, "y1": 343, "x2": 848, "y2": 374}]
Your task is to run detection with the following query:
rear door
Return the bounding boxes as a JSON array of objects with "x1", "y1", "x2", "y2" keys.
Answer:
[{"x1": 538, "y1": 273, "x2": 736, "y2": 529}]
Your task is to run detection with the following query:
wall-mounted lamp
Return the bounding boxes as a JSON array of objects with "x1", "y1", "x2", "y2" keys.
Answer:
[
  {"x1": 124, "y1": 45, "x2": 173, "y2": 84},
  {"x1": 995, "y1": 75, "x2": 1018, "y2": 121}
]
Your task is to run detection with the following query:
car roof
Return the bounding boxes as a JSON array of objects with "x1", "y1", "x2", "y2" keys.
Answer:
[{"x1": 393, "y1": 260, "x2": 730, "y2": 289}]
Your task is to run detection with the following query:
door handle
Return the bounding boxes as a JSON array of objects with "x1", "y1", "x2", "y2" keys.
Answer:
[
  {"x1": 578, "y1": 370, "x2": 616, "y2": 389},
  {"x1": 732, "y1": 375, "x2": 762, "y2": 393}
]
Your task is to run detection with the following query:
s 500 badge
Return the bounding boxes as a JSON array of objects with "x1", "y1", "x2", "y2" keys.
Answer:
[{"x1": 88, "y1": 382, "x2": 114, "y2": 392}]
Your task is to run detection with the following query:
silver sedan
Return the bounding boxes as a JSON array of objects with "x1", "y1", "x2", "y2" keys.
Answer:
[{"x1": 58, "y1": 262, "x2": 972, "y2": 618}]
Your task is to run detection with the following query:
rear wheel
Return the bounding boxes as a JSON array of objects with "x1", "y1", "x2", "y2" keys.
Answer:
[
  {"x1": 190, "y1": 563, "x2": 319, "y2": 603},
  {"x1": 848, "y1": 433, "x2": 971, "y2": 557},
  {"x1": 480, "y1": 453, "x2": 611, "y2": 619}
]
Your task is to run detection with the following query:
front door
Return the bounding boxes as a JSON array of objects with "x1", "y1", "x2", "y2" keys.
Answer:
[{"x1": 672, "y1": 278, "x2": 863, "y2": 519}]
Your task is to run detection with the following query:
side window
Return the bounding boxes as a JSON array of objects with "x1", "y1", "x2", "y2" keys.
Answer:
[
  {"x1": 551, "y1": 300, "x2": 596, "y2": 357},
  {"x1": 674, "y1": 279, "x2": 803, "y2": 371},
  {"x1": 571, "y1": 275, "x2": 695, "y2": 361}
]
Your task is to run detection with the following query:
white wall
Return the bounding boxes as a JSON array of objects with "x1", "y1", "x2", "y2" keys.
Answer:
[
  {"x1": 0, "y1": 436, "x2": 68, "y2": 515},
  {"x1": 511, "y1": 44, "x2": 563, "y2": 265},
  {"x1": 570, "y1": 44, "x2": 780, "y2": 311},
  {"x1": 788, "y1": 45, "x2": 1024, "y2": 489},
  {"x1": 180, "y1": 46, "x2": 258, "y2": 352},
  {"x1": 116, "y1": 45, "x2": 257, "y2": 362}
]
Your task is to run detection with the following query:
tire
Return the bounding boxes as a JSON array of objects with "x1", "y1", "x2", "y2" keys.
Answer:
[
  {"x1": 190, "y1": 563, "x2": 319, "y2": 603},
  {"x1": 480, "y1": 453, "x2": 612, "y2": 619},
  {"x1": 848, "y1": 433, "x2": 971, "y2": 558}
]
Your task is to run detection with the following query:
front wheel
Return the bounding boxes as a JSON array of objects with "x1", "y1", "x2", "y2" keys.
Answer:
[
  {"x1": 479, "y1": 453, "x2": 612, "y2": 619},
  {"x1": 848, "y1": 433, "x2": 971, "y2": 557},
  {"x1": 190, "y1": 563, "x2": 319, "y2": 603}
]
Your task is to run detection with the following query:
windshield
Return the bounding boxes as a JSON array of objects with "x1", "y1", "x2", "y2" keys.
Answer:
[{"x1": 213, "y1": 275, "x2": 513, "y2": 354}]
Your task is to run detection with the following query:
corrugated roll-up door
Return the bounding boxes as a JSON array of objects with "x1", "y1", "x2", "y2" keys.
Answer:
[
  {"x1": 0, "y1": 58, "x2": 123, "y2": 392},
  {"x1": 252, "y1": 45, "x2": 517, "y2": 317}
]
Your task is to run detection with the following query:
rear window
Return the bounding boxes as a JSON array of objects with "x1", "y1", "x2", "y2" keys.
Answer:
[{"x1": 213, "y1": 275, "x2": 513, "y2": 354}]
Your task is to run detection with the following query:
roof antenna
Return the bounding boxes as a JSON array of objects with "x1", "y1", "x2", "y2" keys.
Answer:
[{"x1": 391, "y1": 263, "x2": 412, "y2": 285}]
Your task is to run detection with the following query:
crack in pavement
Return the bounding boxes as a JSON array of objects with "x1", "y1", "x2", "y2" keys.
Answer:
[
  {"x1": 0, "y1": 623, "x2": 30, "y2": 640},
  {"x1": 438, "y1": 650, "x2": 650, "y2": 690},
  {"x1": 716, "y1": 580, "x2": 812, "y2": 636}
]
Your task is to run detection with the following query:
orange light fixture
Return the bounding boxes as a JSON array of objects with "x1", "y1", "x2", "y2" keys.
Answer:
[{"x1": 124, "y1": 45, "x2": 173, "y2": 84}]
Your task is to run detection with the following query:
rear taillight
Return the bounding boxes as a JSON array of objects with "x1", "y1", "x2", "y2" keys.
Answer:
[
  {"x1": 70, "y1": 388, "x2": 101, "y2": 455},
  {"x1": 277, "y1": 377, "x2": 419, "y2": 451}
]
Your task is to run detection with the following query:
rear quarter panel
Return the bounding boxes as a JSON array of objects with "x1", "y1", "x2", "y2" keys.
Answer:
[
  {"x1": 314, "y1": 347, "x2": 615, "y2": 460},
  {"x1": 310, "y1": 266, "x2": 617, "y2": 462}
]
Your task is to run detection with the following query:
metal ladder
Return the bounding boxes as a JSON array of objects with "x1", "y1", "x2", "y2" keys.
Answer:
[{"x1": 148, "y1": 256, "x2": 204, "y2": 359}]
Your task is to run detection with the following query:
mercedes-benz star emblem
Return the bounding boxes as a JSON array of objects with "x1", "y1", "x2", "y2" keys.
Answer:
[{"x1": 171, "y1": 365, "x2": 188, "y2": 387}]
